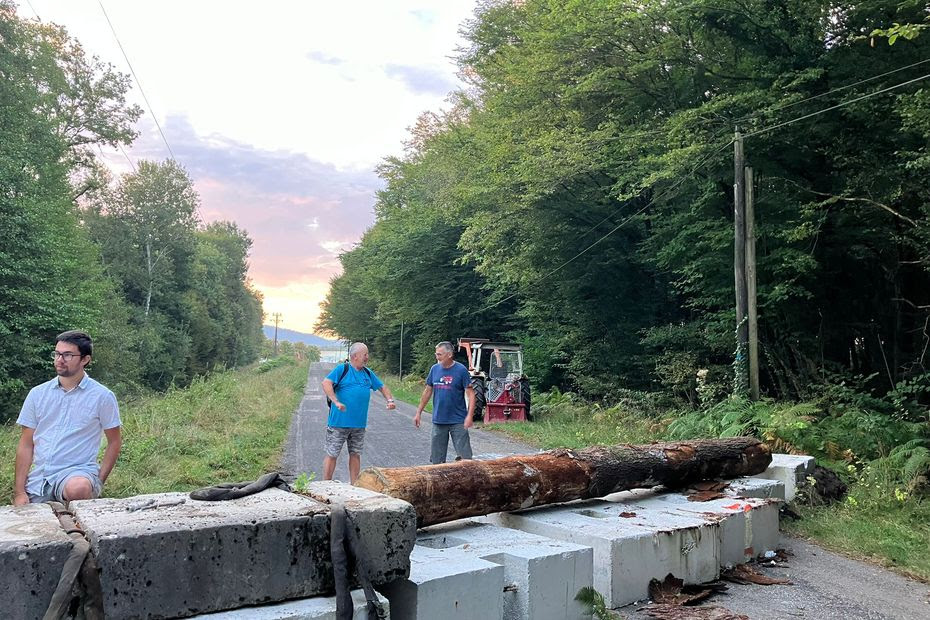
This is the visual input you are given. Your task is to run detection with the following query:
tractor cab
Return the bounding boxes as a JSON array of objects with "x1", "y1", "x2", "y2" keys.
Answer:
[{"x1": 457, "y1": 338, "x2": 531, "y2": 423}]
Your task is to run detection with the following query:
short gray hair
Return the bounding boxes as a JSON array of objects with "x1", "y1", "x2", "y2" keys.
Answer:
[
  {"x1": 349, "y1": 342, "x2": 368, "y2": 357},
  {"x1": 435, "y1": 341, "x2": 454, "y2": 354}
]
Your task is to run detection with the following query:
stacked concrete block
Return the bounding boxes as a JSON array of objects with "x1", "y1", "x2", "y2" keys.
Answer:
[
  {"x1": 0, "y1": 503, "x2": 74, "y2": 620},
  {"x1": 379, "y1": 544, "x2": 505, "y2": 619},
  {"x1": 752, "y1": 453, "x2": 816, "y2": 502},
  {"x1": 644, "y1": 494, "x2": 780, "y2": 566},
  {"x1": 414, "y1": 521, "x2": 593, "y2": 619},
  {"x1": 194, "y1": 589, "x2": 389, "y2": 619},
  {"x1": 489, "y1": 499, "x2": 720, "y2": 608},
  {"x1": 725, "y1": 476, "x2": 786, "y2": 500},
  {"x1": 71, "y1": 487, "x2": 416, "y2": 619}
]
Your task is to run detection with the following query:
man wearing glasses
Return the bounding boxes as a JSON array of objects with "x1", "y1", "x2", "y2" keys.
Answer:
[{"x1": 12, "y1": 330, "x2": 122, "y2": 505}]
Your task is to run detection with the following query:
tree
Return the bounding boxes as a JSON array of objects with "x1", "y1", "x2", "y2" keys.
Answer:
[{"x1": 0, "y1": 2, "x2": 141, "y2": 417}]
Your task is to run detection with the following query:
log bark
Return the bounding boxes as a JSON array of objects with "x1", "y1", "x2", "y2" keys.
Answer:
[{"x1": 355, "y1": 438, "x2": 771, "y2": 527}]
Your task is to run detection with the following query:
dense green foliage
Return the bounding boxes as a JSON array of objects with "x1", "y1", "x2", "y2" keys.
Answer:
[
  {"x1": 0, "y1": 3, "x2": 264, "y2": 418},
  {"x1": 318, "y1": 1, "x2": 930, "y2": 409}
]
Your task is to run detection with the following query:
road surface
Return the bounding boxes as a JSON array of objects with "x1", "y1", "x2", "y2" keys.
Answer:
[{"x1": 280, "y1": 361, "x2": 537, "y2": 482}]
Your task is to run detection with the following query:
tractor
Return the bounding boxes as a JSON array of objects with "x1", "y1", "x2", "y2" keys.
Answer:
[{"x1": 457, "y1": 338, "x2": 531, "y2": 423}]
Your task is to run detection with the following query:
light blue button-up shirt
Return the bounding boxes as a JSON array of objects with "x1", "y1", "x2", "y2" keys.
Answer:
[{"x1": 16, "y1": 373, "x2": 121, "y2": 496}]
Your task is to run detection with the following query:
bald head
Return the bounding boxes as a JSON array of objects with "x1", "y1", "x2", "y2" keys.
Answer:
[{"x1": 349, "y1": 342, "x2": 369, "y2": 368}]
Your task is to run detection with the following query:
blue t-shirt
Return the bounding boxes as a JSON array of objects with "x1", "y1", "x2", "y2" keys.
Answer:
[
  {"x1": 426, "y1": 361, "x2": 471, "y2": 424},
  {"x1": 326, "y1": 364, "x2": 384, "y2": 428}
]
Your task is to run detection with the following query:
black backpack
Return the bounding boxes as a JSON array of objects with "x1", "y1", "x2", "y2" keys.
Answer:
[{"x1": 327, "y1": 362, "x2": 373, "y2": 408}]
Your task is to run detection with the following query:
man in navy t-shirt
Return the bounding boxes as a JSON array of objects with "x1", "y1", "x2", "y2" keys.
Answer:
[
  {"x1": 321, "y1": 342, "x2": 395, "y2": 483},
  {"x1": 414, "y1": 341, "x2": 476, "y2": 464}
]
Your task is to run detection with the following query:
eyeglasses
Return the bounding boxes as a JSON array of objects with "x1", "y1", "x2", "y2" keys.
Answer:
[{"x1": 51, "y1": 351, "x2": 82, "y2": 362}]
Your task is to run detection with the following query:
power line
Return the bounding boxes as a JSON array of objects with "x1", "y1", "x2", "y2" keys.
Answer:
[
  {"x1": 743, "y1": 71, "x2": 930, "y2": 139},
  {"x1": 731, "y1": 57, "x2": 930, "y2": 127},
  {"x1": 97, "y1": 0, "x2": 176, "y2": 162},
  {"x1": 24, "y1": 0, "x2": 40, "y2": 20},
  {"x1": 476, "y1": 137, "x2": 735, "y2": 315},
  {"x1": 476, "y1": 68, "x2": 930, "y2": 316}
]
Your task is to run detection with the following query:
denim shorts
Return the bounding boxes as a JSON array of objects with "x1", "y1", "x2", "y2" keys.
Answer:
[
  {"x1": 324, "y1": 426, "x2": 366, "y2": 457},
  {"x1": 29, "y1": 468, "x2": 102, "y2": 504}
]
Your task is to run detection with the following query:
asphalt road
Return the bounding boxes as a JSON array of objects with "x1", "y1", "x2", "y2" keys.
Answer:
[
  {"x1": 280, "y1": 363, "x2": 930, "y2": 619},
  {"x1": 280, "y1": 361, "x2": 537, "y2": 482}
]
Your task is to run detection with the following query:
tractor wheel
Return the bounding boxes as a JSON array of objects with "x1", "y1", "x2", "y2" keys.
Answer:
[
  {"x1": 519, "y1": 377, "x2": 532, "y2": 421},
  {"x1": 471, "y1": 376, "x2": 486, "y2": 421}
]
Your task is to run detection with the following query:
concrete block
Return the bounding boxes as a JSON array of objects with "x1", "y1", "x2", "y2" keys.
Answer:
[
  {"x1": 193, "y1": 589, "x2": 389, "y2": 619},
  {"x1": 0, "y1": 503, "x2": 73, "y2": 620},
  {"x1": 304, "y1": 481, "x2": 417, "y2": 584},
  {"x1": 725, "y1": 477, "x2": 785, "y2": 501},
  {"x1": 378, "y1": 545, "x2": 505, "y2": 619},
  {"x1": 416, "y1": 521, "x2": 593, "y2": 619},
  {"x1": 646, "y1": 494, "x2": 781, "y2": 566},
  {"x1": 72, "y1": 488, "x2": 414, "y2": 619},
  {"x1": 489, "y1": 499, "x2": 719, "y2": 608},
  {"x1": 752, "y1": 453, "x2": 816, "y2": 502}
]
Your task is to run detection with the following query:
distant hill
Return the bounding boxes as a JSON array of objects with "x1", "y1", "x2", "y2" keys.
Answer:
[{"x1": 262, "y1": 326, "x2": 344, "y2": 349}]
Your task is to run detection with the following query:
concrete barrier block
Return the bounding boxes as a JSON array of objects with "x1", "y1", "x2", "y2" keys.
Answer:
[
  {"x1": 305, "y1": 481, "x2": 417, "y2": 584},
  {"x1": 379, "y1": 545, "x2": 504, "y2": 619},
  {"x1": 645, "y1": 494, "x2": 781, "y2": 566},
  {"x1": 490, "y1": 499, "x2": 719, "y2": 609},
  {"x1": 73, "y1": 488, "x2": 413, "y2": 618},
  {"x1": 725, "y1": 477, "x2": 785, "y2": 500},
  {"x1": 0, "y1": 503, "x2": 73, "y2": 620},
  {"x1": 193, "y1": 589, "x2": 389, "y2": 619},
  {"x1": 752, "y1": 453, "x2": 816, "y2": 502},
  {"x1": 417, "y1": 521, "x2": 593, "y2": 620}
]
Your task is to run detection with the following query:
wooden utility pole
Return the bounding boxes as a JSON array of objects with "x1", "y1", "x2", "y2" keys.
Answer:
[
  {"x1": 745, "y1": 167, "x2": 760, "y2": 400},
  {"x1": 399, "y1": 321, "x2": 404, "y2": 377},
  {"x1": 272, "y1": 312, "x2": 282, "y2": 356},
  {"x1": 356, "y1": 438, "x2": 772, "y2": 527},
  {"x1": 733, "y1": 130, "x2": 749, "y2": 396}
]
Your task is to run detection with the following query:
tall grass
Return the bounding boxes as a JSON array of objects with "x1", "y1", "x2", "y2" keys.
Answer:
[
  {"x1": 0, "y1": 360, "x2": 308, "y2": 504},
  {"x1": 382, "y1": 374, "x2": 432, "y2": 413}
]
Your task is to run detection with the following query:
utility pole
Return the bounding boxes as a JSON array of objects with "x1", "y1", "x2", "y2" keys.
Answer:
[
  {"x1": 733, "y1": 130, "x2": 749, "y2": 396},
  {"x1": 745, "y1": 167, "x2": 760, "y2": 400},
  {"x1": 272, "y1": 312, "x2": 282, "y2": 356},
  {"x1": 399, "y1": 321, "x2": 405, "y2": 377}
]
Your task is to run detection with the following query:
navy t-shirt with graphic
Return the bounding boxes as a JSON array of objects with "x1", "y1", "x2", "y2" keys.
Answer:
[{"x1": 426, "y1": 361, "x2": 471, "y2": 424}]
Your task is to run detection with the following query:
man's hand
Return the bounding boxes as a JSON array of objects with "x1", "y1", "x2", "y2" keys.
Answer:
[
  {"x1": 464, "y1": 415, "x2": 474, "y2": 429},
  {"x1": 386, "y1": 398, "x2": 396, "y2": 410},
  {"x1": 13, "y1": 491, "x2": 29, "y2": 506},
  {"x1": 334, "y1": 400, "x2": 346, "y2": 412},
  {"x1": 414, "y1": 411, "x2": 421, "y2": 428}
]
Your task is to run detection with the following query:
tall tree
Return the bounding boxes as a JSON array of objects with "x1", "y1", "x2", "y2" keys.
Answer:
[{"x1": 0, "y1": 2, "x2": 141, "y2": 418}]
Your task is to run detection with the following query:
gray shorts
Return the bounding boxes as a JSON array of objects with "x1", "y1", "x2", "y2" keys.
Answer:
[
  {"x1": 29, "y1": 468, "x2": 102, "y2": 504},
  {"x1": 325, "y1": 426, "x2": 366, "y2": 458}
]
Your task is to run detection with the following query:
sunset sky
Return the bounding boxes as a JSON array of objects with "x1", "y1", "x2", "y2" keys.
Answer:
[{"x1": 20, "y1": 0, "x2": 477, "y2": 333}]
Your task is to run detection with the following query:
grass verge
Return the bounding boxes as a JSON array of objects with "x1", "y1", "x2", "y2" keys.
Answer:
[
  {"x1": 0, "y1": 359, "x2": 308, "y2": 504},
  {"x1": 382, "y1": 374, "x2": 432, "y2": 413},
  {"x1": 784, "y1": 489, "x2": 930, "y2": 581}
]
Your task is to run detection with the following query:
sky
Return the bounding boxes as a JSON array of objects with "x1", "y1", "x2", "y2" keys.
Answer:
[{"x1": 18, "y1": 0, "x2": 478, "y2": 333}]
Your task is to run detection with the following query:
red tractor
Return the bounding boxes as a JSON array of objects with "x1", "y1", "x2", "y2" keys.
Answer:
[{"x1": 457, "y1": 338, "x2": 531, "y2": 423}]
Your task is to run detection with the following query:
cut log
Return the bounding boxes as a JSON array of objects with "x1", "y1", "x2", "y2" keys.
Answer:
[{"x1": 355, "y1": 438, "x2": 771, "y2": 527}]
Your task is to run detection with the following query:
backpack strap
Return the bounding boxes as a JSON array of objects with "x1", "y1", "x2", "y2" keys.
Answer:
[{"x1": 333, "y1": 362, "x2": 351, "y2": 388}]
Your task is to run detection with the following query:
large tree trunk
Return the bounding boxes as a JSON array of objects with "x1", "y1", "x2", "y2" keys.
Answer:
[{"x1": 355, "y1": 438, "x2": 771, "y2": 527}]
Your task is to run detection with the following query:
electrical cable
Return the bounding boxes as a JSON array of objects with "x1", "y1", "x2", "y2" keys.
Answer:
[{"x1": 475, "y1": 137, "x2": 735, "y2": 315}]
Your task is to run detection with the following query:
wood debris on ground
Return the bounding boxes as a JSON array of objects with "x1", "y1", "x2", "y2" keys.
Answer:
[
  {"x1": 643, "y1": 604, "x2": 749, "y2": 619},
  {"x1": 721, "y1": 562, "x2": 792, "y2": 585}
]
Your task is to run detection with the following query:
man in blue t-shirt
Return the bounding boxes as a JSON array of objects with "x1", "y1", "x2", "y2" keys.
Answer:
[
  {"x1": 414, "y1": 341, "x2": 476, "y2": 464},
  {"x1": 321, "y1": 342, "x2": 395, "y2": 483}
]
